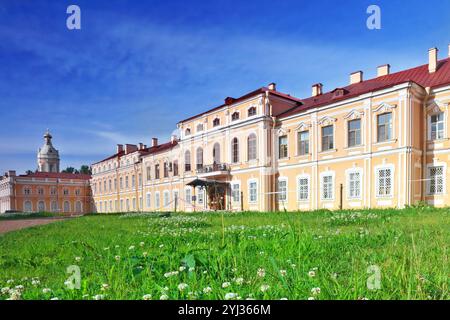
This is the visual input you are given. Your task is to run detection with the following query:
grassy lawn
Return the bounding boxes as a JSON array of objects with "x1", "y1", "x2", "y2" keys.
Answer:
[{"x1": 0, "y1": 207, "x2": 448, "y2": 300}]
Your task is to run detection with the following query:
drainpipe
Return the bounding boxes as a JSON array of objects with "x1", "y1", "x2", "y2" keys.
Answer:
[
  {"x1": 268, "y1": 91, "x2": 277, "y2": 212},
  {"x1": 421, "y1": 87, "x2": 431, "y2": 202}
]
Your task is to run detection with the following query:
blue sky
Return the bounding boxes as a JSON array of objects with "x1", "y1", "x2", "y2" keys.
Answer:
[{"x1": 0, "y1": 0, "x2": 449, "y2": 174}]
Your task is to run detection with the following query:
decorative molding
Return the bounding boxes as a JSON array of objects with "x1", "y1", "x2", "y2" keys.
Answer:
[
  {"x1": 318, "y1": 116, "x2": 337, "y2": 126},
  {"x1": 277, "y1": 128, "x2": 288, "y2": 136},
  {"x1": 427, "y1": 100, "x2": 445, "y2": 114},
  {"x1": 373, "y1": 102, "x2": 396, "y2": 114},
  {"x1": 294, "y1": 121, "x2": 311, "y2": 131},
  {"x1": 344, "y1": 109, "x2": 364, "y2": 120}
]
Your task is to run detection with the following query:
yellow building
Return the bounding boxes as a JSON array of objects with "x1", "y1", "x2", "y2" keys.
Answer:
[{"x1": 91, "y1": 46, "x2": 450, "y2": 212}]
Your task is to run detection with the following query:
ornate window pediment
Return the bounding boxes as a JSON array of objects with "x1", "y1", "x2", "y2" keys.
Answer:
[
  {"x1": 427, "y1": 100, "x2": 446, "y2": 114},
  {"x1": 318, "y1": 116, "x2": 337, "y2": 126},
  {"x1": 295, "y1": 121, "x2": 311, "y2": 131},
  {"x1": 373, "y1": 102, "x2": 396, "y2": 114},
  {"x1": 344, "y1": 109, "x2": 364, "y2": 120},
  {"x1": 277, "y1": 128, "x2": 289, "y2": 136}
]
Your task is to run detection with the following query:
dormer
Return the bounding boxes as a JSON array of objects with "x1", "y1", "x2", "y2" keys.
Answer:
[{"x1": 331, "y1": 88, "x2": 349, "y2": 99}]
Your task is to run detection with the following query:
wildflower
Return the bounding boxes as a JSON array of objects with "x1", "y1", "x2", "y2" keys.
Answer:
[
  {"x1": 139, "y1": 242, "x2": 145, "y2": 247},
  {"x1": 224, "y1": 293, "x2": 238, "y2": 300},
  {"x1": 101, "y1": 283, "x2": 110, "y2": 291},
  {"x1": 8, "y1": 289, "x2": 22, "y2": 300},
  {"x1": 179, "y1": 266, "x2": 186, "y2": 272},
  {"x1": 42, "y1": 288, "x2": 52, "y2": 294},
  {"x1": 259, "y1": 251, "x2": 265, "y2": 255},
  {"x1": 234, "y1": 277, "x2": 244, "y2": 285},
  {"x1": 159, "y1": 244, "x2": 164, "y2": 248},
  {"x1": 128, "y1": 245, "x2": 135, "y2": 250},
  {"x1": 75, "y1": 257, "x2": 82, "y2": 262},
  {"x1": 260, "y1": 284, "x2": 270, "y2": 292},
  {"x1": 279, "y1": 270, "x2": 287, "y2": 277},
  {"x1": 257, "y1": 268, "x2": 266, "y2": 277},
  {"x1": 164, "y1": 271, "x2": 179, "y2": 278},
  {"x1": 6, "y1": 279, "x2": 14, "y2": 284},
  {"x1": 311, "y1": 287, "x2": 321, "y2": 295},
  {"x1": 31, "y1": 279, "x2": 41, "y2": 286},
  {"x1": 308, "y1": 270, "x2": 316, "y2": 278},
  {"x1": 203, "y1": 270, "x2": 208, "y2": 274},
  {"x1": 50, "y1": 297, "x2": 59, "y2": 300},
  {"x1": 103, "y1": 247, "x2": 110, "y2": 251},
  {"x1": 280, "y1": 298, "x2": 288, "y2": 300},
  {"x1": 142, "y1": 294, "x2": 152, "y2": 300},
  {"x1": 331, "y1": 273, "x2": 338, "y2": 280},
  {"x1": 188, "y1": 267, "x2": 195, "y2": 272},
  {"x1": 93, "y1": 294, "x2": 105, "y2": 300},
  {"x1": 143, "y1": 252, "x2": 148, "y2": 257},
  {"x1": 1, "y1": 287, "x2": 11, "y2": 295},
  {"x1": 115, "y1": 255, "x2": 121, "y2": 261},
  {"x1": 222, "y1": 282, "x2": 231, "y2": 288},
  {"x1": 178, "y1": 283, "x2": 189, "y2": 291},
  {"x1": 290, "y1": 264, "x2": 296, "y2": 269},
  {"x1": 203, "y1": 287, "x2": 212, "y2": 294},
  {"x1": 231, "y1": 268, "x2": 237, "y2": 273},
  {"x1": 188, "y1": 291, "x2": 197, "y2": 299},
  {"x1": 308, "y1": 297, "x2": 315, "y2": 300},
  {"x1": 14, "y1": 285, "x2": 24, "y2": 292},
  {"x1": 160, "y1": 294, "x2": 169, "y2": 300}
]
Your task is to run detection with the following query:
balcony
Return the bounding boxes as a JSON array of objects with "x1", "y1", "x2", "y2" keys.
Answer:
[{"x1": 196, "y1": 163, "x2": 230, "y2": 177}]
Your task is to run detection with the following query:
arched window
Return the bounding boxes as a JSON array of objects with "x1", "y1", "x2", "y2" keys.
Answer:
[
  {"x1": 213, "y1": 118, "x2": 220, "y2": 127},
  {"x1": 197, "y1": 124, "x2": 203, "y2": 132},
  {"x1": 185, "y1": 150, "x2": 191, "y2": 172},
  {"x1": 231, "y1": 112, "x2": 240, "y2": 121},
  {"x1": 232, "y1": 138, "x2": 239, "y2": 163},
  {"x1": 248, "y1": 107, "x2": 257, "y2": 117},
  {"x1": 248, "y1": 133, "x2": 257, "y2": 161},
  {"x1": 185, "y1": 128, "x2": 191, "y2": 136},
  {"x1": 196, "y1": 148, "x2": 203, "y2": 170},
  {"x1": 75, "y1": 201, "x2": 82, "y2": 213},
  {"x1": 38, "y1": 201, "x2": 45, "y2": 212},
  {"x1": 24, "y1": 201, "x2": 32, "y2": 212},
  {"x1": 64, "y1": 201, "x2": 70, "y2": 213},
  {"x1": 213, "y1": 143, "x2": 220, "y2": 164},
  {"x1": 51, "y1": 201, "x2": 58, "y2": 212}
]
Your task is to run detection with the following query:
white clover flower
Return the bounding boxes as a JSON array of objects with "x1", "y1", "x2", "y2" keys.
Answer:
[
  {"x1": 93, "y1": 294, "x2": 105, "y2": 300},
  {"x1": 159, "y1": 244, "x2": 164, "y2": 248},
  {"x1": 142, "y1": 294, "x2": 152, "y2": 300},
  {"x1": 260, "y1": 284, "x2": 270, "y2": 292},
  {"x1": 75, "y1": 257, "x2": 82, "y2": 262},
  {"x1": 42, "y1": 288, "x2": 52, "y2": 294},
  {"x1": 115, "y1": 255, "x2": 121, "y2": 261},
  {"x1": 164, "y1": 271, "x2": 179, "y2": 278},
  {"x1": 101, "y1": 283, "x2": 110, "y2": 291},
  {"x1": 308, "y1": 270, "x2": 316, "y2": 278},
  {"x1": 143, "y1": 252, "x2": 148, "y2": 257},
  {"x1": 279, "y1": 270, "x2": 287, "y2": 277},
  {"x1": 203, "y1": 270, "x2": 208, "y2": 274},
  {"x1": 160, "y1": 294, "x2": 169, "y2": 300},
  {"x1": 203, "y1": 287, "x2": 212, "y2": 294},
  {"x1": 128, "y1": 245, "x2": 135, "y2": 250},
  {"x1": 257, "y1": 268, "x2": 266, "y2": 277},
  {"x1": 139, "y1": 242, "x2": 145, "y2": 247},
  {"x1": 280, "y1": 298, "x2": 288, "y2": 300},
  {"x1": 311, "y1": 287, "x2": 321, "y2": 295},
  {"x1": 222, "y1": 282, "x2": 231, "y2": 288},
  {"x1": 8, "y1": 289, "x2": 22, "y2": 300},
  {"x1": 103, "y1": 247, "x2": 110, "y2": 251},
  {"x1": 308, "y1": 296, "x2": 315, "y2": 300},
  {"x1": 259, "y1": 251, "x2": 265, "y2": 255},
  {"x1": 179, "y1": 266, "x2": 186, "y2": 272},
  {"x1": 178, "y1": 283, "x2": 189, "y2": 291},
  {"x1": 290, "y1": 264, "x2": 296, "y2": 269},
  {"x1": 31, "y1": 279, "x2": 41, "y2": 286},
  {"x1": 115, "y1": 245, "x2": 120, "y2": 248},
  {"x1": 6, "y1": 279, "x2": 14, "y2": 284},
  {"x1": 188, "y1": 267, "x2": 195, "y2": 272},
  {"x1": 1, "y1": 287, "x2": 11, "y2": 295},
  {"x1": 14, "y1": 285, "x2": 24, "y2": 291},
  {"x1": 231, "y1": 268, "x2": 237, "y2": 273},
  {"x1": 50, "y1": 297, "x2": 59, "y2": 300},
  {"x1": 234, "y1": 277, "x2": 244, "y2": 285},
  {"x1": 161, "y1": 286, "x2": 169, "y2": 292},
  {"x1": 224, "y1": 292, "x2": 238, "y2": 300}
]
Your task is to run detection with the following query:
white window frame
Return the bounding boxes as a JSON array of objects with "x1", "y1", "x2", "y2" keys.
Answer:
[
  {"x1": 231, "y1": 182, "x2": 241, "y2": 203},
  {"x1": 185, "y1": 187, "x2": 192, "y2": 205},
  {"x1": 146, "y1": 192, "x2": 151, "y2": 208},
  {"x1": 297, "y1": 174, "x2": 310, "y2": 202},
  {"x1": 426, "y1": 163, "x2": 446, "y2": 195},
  {"x1": 163, "y1": 190, "x2": 170, "y2": 208},
  {"x1": 375, "y1": 165, "x2": 395, "y2": 198},
  {"x1": 346, "y1": 168, "x2": 363, "y2": 200},
  {"x1": 155, "y1": 192, "x2": 160, "y2": 209},
  {"x1": 277, "y1": 177, "x2": 288, "y2": 202},
  {"x1": 428, "y1": 111, "x2": 446, "y2": 141},
  {"x1": 320, "y1": 171, "x2": 335, "y2": 201},
  {"x1": 248, "y1": 179, "x2": 258, "y2": 204}
]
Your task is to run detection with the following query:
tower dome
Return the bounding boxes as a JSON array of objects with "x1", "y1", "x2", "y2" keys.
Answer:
[{"x1": 37, "y1": 129, "x2": 60, "y2": 173}]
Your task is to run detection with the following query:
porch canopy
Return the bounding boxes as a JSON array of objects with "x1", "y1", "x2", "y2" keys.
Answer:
[{"x1": 186, "y1": 178, "x2": 229, "y2": 188}]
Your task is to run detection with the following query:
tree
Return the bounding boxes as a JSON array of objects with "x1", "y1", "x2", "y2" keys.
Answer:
[
  {"x1": 79, "y1": 165, "x2": 92, "y2": 175},
  {"x1": 62, "y1": 167, "x2": 78, "y2": 174},
  {"x1": 25, "y1": 170, "x2": 34, "y2": 175}
]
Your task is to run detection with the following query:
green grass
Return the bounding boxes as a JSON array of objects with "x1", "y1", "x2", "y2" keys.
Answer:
[{"x1": 0, "y1": 207, "x2": 448, "y2": 300}]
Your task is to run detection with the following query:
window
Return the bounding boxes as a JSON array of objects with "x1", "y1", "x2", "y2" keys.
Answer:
[
  {"x1": 138, "y1": 174, "x2": 142, "y2": 186},
  {"x1": 348, "y1": 171, "x2": 361, "y2": 199},
  {"x1": 231, "y1": 112, "x2": 240, "y2": 121},
  {"x1": 75, "y1": 189, "x2": 80, "y2": 196},
  {"x1": 277, "y1": 179, "x2": 287, "y2": 202},
  {"x1": 132, "y1": 175, "x2": 136, "y2": 188},
  {"x1": 63, "y1": 189, "x2": 69, "y2": 196},
  {"x1": 104, "y1": 180, "x2": 107, "y2": 192},
  {"x1": 247, "y1": 134, "x2": 257, "y2": 161},
  {"x1": 377, "y1": 113, "x2": 392, "y2": 142},
  {"x1": 232, "y1": 184, "x2": 240, "y2": 203},
  {"x1": 197, "y1": 188, "x2": 204, "y2": 205},
  {"x1": 173, "y1": 161, "x2": 179, "y2": 176},
  {"x1": 185, "y1": 151, "x2": 191, "y2": 172},
  {"x1": 430, "y1": 112, "x2": 444, "y2": 140},
  {"x1": 146, "y1": 166, "x2": 151, "y2": 181},
  {"x1": 376, "y1": 167, "x2": 393, "y2": 197},
  {"x1": 64, "y1": 201, "x2": 70, "y2": 213},
  {"x1": 249, "y1": 181, "x2": 257, "y2": 203},
  {"x1": 76, "y1": 201, "x2": 82, "y2": 213},
  {"x1": 428, "y1": 166, "x2": 444, "y2": 195},
  {"x1": 109, "y1": 200, "x2": 113, "y2": 212},
  {"x1": 24, "y1": 201, "x2": 32, "y2": 212},
  {"x1": 163, "y1": 191, "x2": 170, "y2": 207},
  {"x1": 197, "y1": 123, "x2": 204, "y2": 132},
  {"x1": 232, "y1": 138, "x2": 239, "y2": 163},
  {"x1": 23, "y1": 187, "x2": 31, "y2": 195},
  {"x1": 298, "y1": 177, "x2": 309, "y2": 201},
  {"x1": 155, "y1": 164, "x2": 160, "y2": 179},
  {"x1": 114, "y1": 179, "x2": 117, "y2": 190},
  {"x1": 248, "y1": 107, "x2": 257, "y2": 117},
  {"x1": 51, "y1": 201, "x2": 58, "y2": 212},
  {"x1": 132, "y1": 198, "x2": 136, "y2": 210},
  {"x1": 297, "y1": 131, "x2": 309, "y2": 156},
  {"x1": 125, "y1": 176, "x2": 129, "y2": 188},
  {"x1": 196, "y1": 147, "x2": 203, "y2": 170},
  {"x1": 185, "y1": 128, "x2": 191, "y2": 136},
  {"x1": 38, "y1": 201, "x2": 45, "y2": 212},
  {"x1": 173, "y1": 191, "x2": 179, "y2": 207},
  {"x1": 108, "y1": 179, "x2": 112, "y2": 191},
  {"x1": 120, "y1": 177, "x2": 123, "y2": 189},
  {"x1": 213, "y1": 118, "x2": 220, "y2": 127},
  {"x1": 348, "y1": 119, "x2": 361, "y2": 147},
  {"x1": 185, "y1": 188, "x2": 192, "y2": 204},
  {"x1": 321, "y1": 125, "x2": 334, "y2": 151},
  {"x1": 321, "y1": 174, "x2": 334, "y2": 200},
  {"x1": 213, "y1": 143, "x2": 220, "y2": 163},
  {"x1": 37, "y1": 188, "x2": 44, "y2": 195},
  {"x1": 164, "y1": 162, "x2": 169, "y2": 178},
  {"x1": 51, "y1": 187, "x2": 57, "y2": 195},
  {"x1": 146, "y1": 193, "x2": 151, "y2": 208},
  {"x1": 279, "y1": 135, "x2": 288, "y2": 159}
]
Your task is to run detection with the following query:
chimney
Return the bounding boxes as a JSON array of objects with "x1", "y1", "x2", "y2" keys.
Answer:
[
  {"x1": 138, "y1": 142, "x2": 144, "y2": 150},
  {"x1": 117, "y1": 144, "x2": 123, "y2": 153},
  {"x1": 350, "y1": 71, "x2": 363, "y2": 85},
  {"x1": 171, "y1": 135, "x2": 177, "y2": 143},
  {"x1": 312, "y1": 83, "x2": 323, "y2": 97},
  {"x1": 428, "y1": 47, "x2": 438, "y2": 73},
  {"x1": 8, "y1": 170, "x2": 16, "y2": 177},
  {"x1": 377, "y1": 64, "x2": 390, "y2": 77},
  {"x1": 151, "y1": 138, "x2": 158, "y2": 147},
  {"x1": 125, "y1": 144, "x2": 137, "y2": 154},
  {"x1": 268, "y1": 82, "x2": 276, "y2": 91}
]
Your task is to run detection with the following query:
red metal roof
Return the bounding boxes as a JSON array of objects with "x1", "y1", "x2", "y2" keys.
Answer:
[
  {"x1": 19, "y1": 172, "x2": 91, "y2": 180},
  {"x1": 279, "y1": 57, "x2": 450, "y2": 119}
]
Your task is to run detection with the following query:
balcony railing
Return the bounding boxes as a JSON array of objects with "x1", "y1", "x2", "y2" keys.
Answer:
[{"x1": 196, "y1": 163, "x2": 230, "y2": 174}]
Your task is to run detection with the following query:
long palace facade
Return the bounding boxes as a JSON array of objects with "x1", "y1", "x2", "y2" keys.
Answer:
[{"x1": 91, "y1": 46, "x2": 450, "y2": 213}]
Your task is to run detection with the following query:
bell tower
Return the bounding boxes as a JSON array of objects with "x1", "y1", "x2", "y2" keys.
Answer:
[{"x1": 37, "y1": 129, "x2": 60, "y2": 173}]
